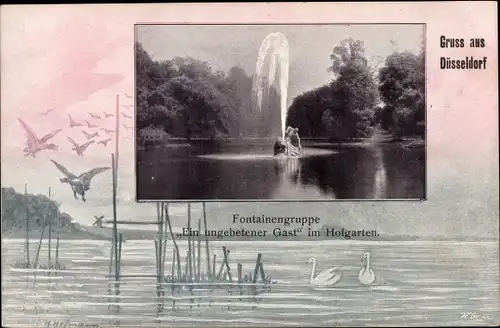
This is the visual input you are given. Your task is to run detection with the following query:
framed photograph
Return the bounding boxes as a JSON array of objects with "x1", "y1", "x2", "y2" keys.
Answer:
[{"x1": 135, "y1": 23, "x2": 426, "y2": 201}]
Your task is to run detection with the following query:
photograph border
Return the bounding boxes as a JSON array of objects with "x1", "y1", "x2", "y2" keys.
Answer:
[{"x1": 133, "y1": 22, "x2": 428, "y2": 203}]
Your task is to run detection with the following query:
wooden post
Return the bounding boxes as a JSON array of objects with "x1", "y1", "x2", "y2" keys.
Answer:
[
  {"x1": 187, "y1": 203, "x2": 192, "y2": 280},
  {"x1": 24, "y1": 184, "x2": 30, "y2": 267},
  {"x1": 202, "y1": 202, "x2": 211, "y2": 279},
  {"x1": 237, "y1": 263, "x2": 242, "y2": 283},
  {"x1": 111, "y1": 154, "x2": 119, "y2": 282},
  {"x1": 164, "y1": 203, "x2": 182, "y2": 280},
  {"x1": 48, "y1": 187, "x2": 52, "y2": 266},
  {"x1": 252, "y1": 253, "x2": 262, "y2": 284},
  {"x1": 197, "y1": 219, "x2": 201, "y2": 281}
]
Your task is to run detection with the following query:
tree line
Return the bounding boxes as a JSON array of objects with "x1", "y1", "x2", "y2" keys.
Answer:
[
  {"x1": 2, "y1": 187, "x2": 74, "y2": 233},
  {"x1": 287, "y1": 37, "x2": 425, "y2": 140},
  {"x1": 136, "y1": 37, "x2": 425, "y2": 144},
  {"x1": 136, "y1": 42, "x2": 282, "y2": 144}
]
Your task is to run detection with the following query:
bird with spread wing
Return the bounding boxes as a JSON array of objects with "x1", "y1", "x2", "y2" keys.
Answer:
[
  {"x1": 50, "y1": 159, "x2": 110, "y2": 202},
  {"x1": 18, "y1": 118, "x2": 62, "y2": 157},
  {"x1": 67, "y1": 137, "x2": 95, "y2": 156}
]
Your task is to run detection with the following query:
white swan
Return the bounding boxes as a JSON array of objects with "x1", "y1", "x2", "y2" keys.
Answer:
[
  {"x1": 306, "y1": 257, "x2": 342, "y2": 287},
  {"x1": 358, "y1": 252, "x2": 375, "y2": 285}
]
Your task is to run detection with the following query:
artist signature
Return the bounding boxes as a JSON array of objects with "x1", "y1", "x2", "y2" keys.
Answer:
[
  {"x1": 44, "y1": 320, "x2": 99, "y2": 328},
  {"x1": 460, "y1": 312, "x2": 493, "y2": 321}
]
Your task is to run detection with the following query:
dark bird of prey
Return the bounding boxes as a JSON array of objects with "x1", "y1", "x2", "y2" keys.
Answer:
[
  {"x1": 122, "y1": 124, "x2": 133, "y2": 131},
  {"x1": 50, "y1": 159, "x2": 110, "y2": 202},
  {"x1": 121, "y1": 112, "x2": 132, "y2": 119},
  {"x1": 124, "y1": 93, "x2": 133, "y2": 99},
  {"x1": 67, "y1": 137, "x2": 95, "y2": 156},
  {"x1": 68, "y1": 114, "x2": 83, "y2": 128},
  {"x1": 85, "y1": 120, "x2": 97, "y2": 128},
  {"x1": 82, "y1": 130, "x2": 99, "y2": 140},
  {"x1": 103, "y1": 112, "x2": 114, "y2": 118},
  {"x1": 18, "y1": 118, "x2": 61, "y2": 157}
]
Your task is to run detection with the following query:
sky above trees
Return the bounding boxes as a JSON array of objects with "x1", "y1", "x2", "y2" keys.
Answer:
[{"x1": 137, "y1": 24, "x2": 424, "y2": 107}]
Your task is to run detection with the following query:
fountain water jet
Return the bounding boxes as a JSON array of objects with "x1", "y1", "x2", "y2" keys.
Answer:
[{"x1": 252, "y1": 32, "x2": 290, "y2": 139}]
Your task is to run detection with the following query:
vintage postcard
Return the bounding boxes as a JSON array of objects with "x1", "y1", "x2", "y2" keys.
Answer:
[{"x1": 1, "y1": 2, "x2": 498, "y2": 328}]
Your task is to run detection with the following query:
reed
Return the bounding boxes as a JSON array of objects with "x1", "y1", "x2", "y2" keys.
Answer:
[
  {"x1": 164, "y1": 203, "x2": 182, "y2": 279},
  {"x1": 111, "y1": 154, "x2": 119, "y2": 282},
  {"x1": 33, "y1": 223, "x2": 46, "y2": 269},
  {"x1": 187, "y1": 204, "x2": 193, "y2": 281},
  {"x1": 108, "y1": 234, "x2": 114, "y2": 276},
  {"x1": 48, "y1": 187, "x2": 52, "y2": 266},
  {"x1": 24, "y1": 183, "x2": 30, "y2": 267},
  {"x1": 202, "y1": 202, "x2": 211, "y2": 279},
  {"x1": 161, "y1": 203, "x2": 168, "y2": 279},
  {"x1": 197, "y1": 219, "x2": 201, "y2": 281}
]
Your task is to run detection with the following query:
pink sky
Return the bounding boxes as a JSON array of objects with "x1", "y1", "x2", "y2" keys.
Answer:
[{"x1": 0, "y1": 3, "x2": 498, "y2": 238}]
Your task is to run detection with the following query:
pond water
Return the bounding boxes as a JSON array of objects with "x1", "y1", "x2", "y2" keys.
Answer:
[
  {"x1": 136, "y1": 141, "x2": 425, "y2": 200},
  {"x1": 2, "y1": 239, "x2": 498, "y2": 327}
]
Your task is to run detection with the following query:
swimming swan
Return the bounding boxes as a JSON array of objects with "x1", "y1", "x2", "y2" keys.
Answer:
[
  {"x1": 306, "y1": 257, "x2": 342, "y2": 287},
  {"x1": 358, "y1": 252, "x2": 375, "y2": 285}
]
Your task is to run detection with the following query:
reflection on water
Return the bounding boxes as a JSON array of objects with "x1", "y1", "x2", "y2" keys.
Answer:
[{"x1": 137, "y1": 141, "x2": 425, "y2": 200}]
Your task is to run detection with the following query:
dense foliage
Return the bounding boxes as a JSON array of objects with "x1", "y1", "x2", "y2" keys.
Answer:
[
  {"x1": 136, "y1": 42, "x2": 282, "y2": 143},
  {"x1": 378, "y1": 51, "x2": 425, "y2": 138},
  {"x1": 137, "y1": 37, "x2": 425, "y2": 143},
  {"x1": 287, "y1": 38, "x2": 425, "y2": 140},
  {"x1": 1, "y1": 187, "x2": 75, "y2": 233}
]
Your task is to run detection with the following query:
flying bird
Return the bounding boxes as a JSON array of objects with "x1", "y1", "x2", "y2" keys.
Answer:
[
  {"x1": 98, "y1": 138, "x2": 112, "y2": 146},
  {"x1": 68, "y1": 115, "x2": 83, "y2": 128},
  {"x1": 18, "y1": 118, "x2": 61, "y2": 157},
  {"x1": 88, "y1": 113, "x2": 102, "y2": 120},
  {"x1": 67, "y1": 137, "x2": 95, "y2": 156},
  {"x1": 85, "y1": 120, "x2": 97, "y2": 128},
  {"x1": 93, "y1": 215, "x2": 105, "y2": 227},
  {"x1": 122, "y1": 104, "x2": 134, "y2": 109},
  {"x1": 50, "y1": 159, "x2": 110, "y2": 202},
  {"x1": 100, "y1": 128, "x2": 114, "y2": 135},
  {"x1": 39, "y1": 109, "x2": 55, "y2": 116},
  {"x1": 82, "y1": 130, "x2": 99, "y2": 140},
  {"x1": 124, "y1": 93, "x2": 133, "y2": 99},
  {"x1": 122, "y1": 124, "x2": 133, "y2": 131},
  {"x1": 103, "y1": 112, "x2": 114, "y2": 118},
  {"x1": 121, "y1": 112, "x2": 132, "y2": 119}
]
